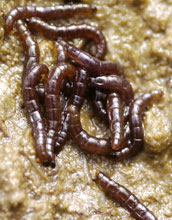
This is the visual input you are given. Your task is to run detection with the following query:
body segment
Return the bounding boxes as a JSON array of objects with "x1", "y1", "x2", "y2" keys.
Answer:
[
  {"x1": 95, "y1": 172, "x2": 158, "y2": 220},
  {"x1": 110, "y1": 90, "x2": 163, "y2": 160},
  {"x1": 58, "y1": 40, "x2": 124, "y2": 76},
  {"x1": 107, "y1": 92, "x2": 124, "y2": 150},
  {"x1": 23, "y1": 64, "x2": 50, "y2": 166},
  {"x1": 5, "y1": 4, "x2": 96, "y2": 33},
  {"x1": 45, "y1": 64, "x2": 76, "y2": 161},
  {"x1": 28, "y1": 18, "x2": 106, "y2": 59}
]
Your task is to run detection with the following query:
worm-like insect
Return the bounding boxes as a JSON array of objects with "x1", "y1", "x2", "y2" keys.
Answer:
[
  {"x1": 109, "y1": 90, "x2": 163, "y2": 160},
  {"x1": 95, "y1": 172, "x2": 158, "y2": 220},
  {"x1": 27, "y1": 18, "x2": 106, "y2": 59},
  {"x1": 58, "y1": 40, "x2": 124, "y2": 76},
  {"x1": 22, "y1": 63, "x2": 50, "y2": 166},
  {"x1": 15, "y1": 20, "x2": 55, "y2": 166},
  {"x1": 15, "y1": 19, "x2": 40, "y2": 73},
  {"x1": 68, "y1": 75, "x2": 132, "y2": 155},
  {"x1": 90, "y1": 75, "x2": 134, "y2": 105},
  {"x1": 107, "y1": 92, "x2": 124, "y2": 150},
  {"x1": 67, "y1": 66, "x2": 113, "y2": 155},
  {"x1": 55, "y1": 68, "x2": 89, "y2": 153},
  {"x1": 5, "y1": 4, "x2": 96, "y2": 33},
  {"x1": 68, "y1": 104, "x2": 112, "y2": 155},
  {"x1": 52, "y1": 41, "x2": 72, "y2": 154},
  {"x1": 68, "y1": 69, "x2": 110, "y2": 154},
  {"x1": 45, "y1": 64, "x2": 76, "y2": 161}
]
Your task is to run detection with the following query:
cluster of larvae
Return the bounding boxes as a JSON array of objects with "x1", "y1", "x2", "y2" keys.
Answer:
[{"x1": 5, "y1": 3, "x2": 161, "y2": 220}]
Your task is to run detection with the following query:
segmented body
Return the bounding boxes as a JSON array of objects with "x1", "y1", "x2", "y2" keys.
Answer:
[
  {"x1": 54, "y1": 41, "x2": 68, "y2": 64},
  {"x1": 58, "y1": 40, "x2": 124, "y2": 76},
  {"x1": 15, "y1": 19, "x2": 39, "y2": 73},
  {"x1": 69, "y1": 68, "x2": 89, "y2": 108},
  {"x1": 23, "y1": 64, "x2": 50, "y2": 166},
  {"x1": 45, "y1": 64, "x2": 76, "y2": 161},
  {"x1": 55, "y1": 40, "x2": 108, "y2": 119},
  {"x1": 68, "y1": 104, "x2": 112, "y2": 155},
  {"x1": 27, "y1": 18, "x2": 106, "y2": 59},
  {"x1": 52, "y1": 41, "x2": 71, "y2": 154},
  {"x1": 16, "y1": 20, "x2": 53, "y2": 165},
  {"x1": 107, "y1": 92, "x2": 124, "y2": 150},
  {"x1": 95, "y1": 172, "x2": 158, "y2": 220},
  {"x1": 5, "y1": 4, "x2": 96, "y2": 33},
  {"x1": 55, "y1": 68, "x2": 89, "y2": 153},
  {"x1": 90, "y1": 75, "x2": 134, "y2": 105},
  {"x1": 54, "y1": 101, "x2": 70, "y2": 154},
  {"x1": 109, "y1": 90, "x2": 163, "y2": 160}
]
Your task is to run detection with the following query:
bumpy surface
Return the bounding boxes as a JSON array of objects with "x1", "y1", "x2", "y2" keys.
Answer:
[{"x1": 0, "y1": 0, "x2": 172, "y2": 219}]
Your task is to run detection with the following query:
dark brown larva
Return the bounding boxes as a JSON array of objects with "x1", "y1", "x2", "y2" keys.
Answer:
[
  {"x1": 5, "y1": 4, "x2": 96, "y2": 33},
  {"x1": 45, "y1": 64, "x2": 76, "y2": 162},
  {"x1": 107, "y1": 92, "x2": 124, "y2": 150},
  {"x1": 15, "y1": 19, "x2": 39, "y2": 73},
  {"x1": 67, "y1": 65, "x2": 113, "y2": 155},
  {"x1": 55, "y1": 68, "x2": 89, "y2": 153},
  {"x1": 90, "y1": 75, "x2": 134, "y2": 105},
  {"x1": 68, "y1": 104, "x2": 112, "y2": 155},
  {"x1": 129, "y1": 90, "x2": 163, "y2": 156},
  {"x1": 22, "y1": 63, "x2": 50, "y2": 166},
  {"x1": 109, "y1": 90, "x2": 163, "y2": 160},
  {"x1": 52, "y1": 41, "x2": 72, "y2": 154},
  {"x1": 95, "y1": 172, "x2": 158, "y2": 220},
  {"x1": 16, "y1": 20, "x2": 53, "y2": 166},
  {"x1": 27, "y1": 18, "x2": 106, "y2": 59},
  {"x1": 58, "y1": 40, "x2": 124, "y2": 76}
]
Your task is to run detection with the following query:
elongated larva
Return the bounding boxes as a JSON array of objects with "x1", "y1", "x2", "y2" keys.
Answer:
[
  {"x1": 5, "y1": 4, "x2": 96, "y2": 33},
  {"x1": 27, "y1": 18, "x2": 106, "y2": 59},
  {"x1": 95, "y1": 172, "x2": 158, "y2": 220},
  {"x1": 45, "y1": 64, "x2": 76, "y2": 162},
  {"x1": 68, "y1": 104, "x2": 112, "y2": 155},
  {"x1": 55, "y1": 68, "x2": 89, "y2": 153},
  {"x1": 58, "y1": 40, "x2": 124, "y2": 76},
  {"x1": 109, "y1": 90, "x2": 163, "y2": 160},
  {"x1": 23, "y1": 64, "x2": 50, "y2": 166}
]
